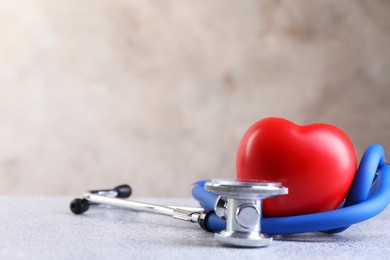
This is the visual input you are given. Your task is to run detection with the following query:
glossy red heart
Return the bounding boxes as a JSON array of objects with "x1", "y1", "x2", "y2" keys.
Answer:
[{"x1": 236, "y1": 117, "x2": 357, "y2": 217}]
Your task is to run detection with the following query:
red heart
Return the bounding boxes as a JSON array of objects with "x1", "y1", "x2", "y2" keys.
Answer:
[{"x1": 236, "y1": 118, "x2": 357, "y2": 217}]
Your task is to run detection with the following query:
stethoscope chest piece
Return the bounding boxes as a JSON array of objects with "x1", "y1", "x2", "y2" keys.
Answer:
[{"x1": 205, "y1": 179, "x2": 288, "y2": 247}]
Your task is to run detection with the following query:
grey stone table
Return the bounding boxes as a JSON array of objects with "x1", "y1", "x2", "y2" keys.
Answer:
[{"x1": 0, "y1": 196, "x2": 389, "y2": 259}]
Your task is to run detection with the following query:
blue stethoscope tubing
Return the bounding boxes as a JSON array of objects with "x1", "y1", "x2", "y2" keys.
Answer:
[{"x1": 191, "y1": 144, "x2": 390, "y2": 235}]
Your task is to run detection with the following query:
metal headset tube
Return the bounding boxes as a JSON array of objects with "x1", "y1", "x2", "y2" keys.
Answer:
[
  {"x1": 205, "y1": 179, "x2": 288, "y2": 247},
  {"x1": 71, "y1": 186, "x2": 212, "y2": 231},
  {"x1": 83, "y1": 192, "x2": 207, "y2": 223}
]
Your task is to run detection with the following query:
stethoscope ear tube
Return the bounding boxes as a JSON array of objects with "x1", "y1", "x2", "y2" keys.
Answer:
[
  {"x1": 324, "y1": 144, "x2": 385, "y2": 233},
  {"x1": 192, "y1": 144, "x2": 390, "y2": 235}
]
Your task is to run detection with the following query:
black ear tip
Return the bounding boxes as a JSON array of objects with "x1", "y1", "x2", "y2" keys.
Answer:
[
  {"x1": 114, "y1": 184, "x2": 132, "y2": 198},
  {"x1": 70, "y1": 198, "x2": 90, "y2": 214}
]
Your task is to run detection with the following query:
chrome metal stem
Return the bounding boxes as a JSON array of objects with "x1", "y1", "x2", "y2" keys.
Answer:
[
  {"x1": 84, "y1": 193, "x2": 203, "y2": 221},
  {"x1": 85, "y1": 193, "x2": 174, "y2": 216}
]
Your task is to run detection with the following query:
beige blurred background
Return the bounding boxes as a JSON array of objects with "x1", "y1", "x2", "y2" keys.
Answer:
[{"x1": 0, "y1": 0, "x2": 389, "y2": 197}]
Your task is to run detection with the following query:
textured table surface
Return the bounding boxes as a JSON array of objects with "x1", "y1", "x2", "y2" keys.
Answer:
[{"x1": 0, "y1": 196, "x2": 390, "y2": 259}]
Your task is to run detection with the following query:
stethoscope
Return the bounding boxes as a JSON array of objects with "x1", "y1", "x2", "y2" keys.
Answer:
[{"x1": 70, "y1": 144, "x2": 390, "y2": 248}]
